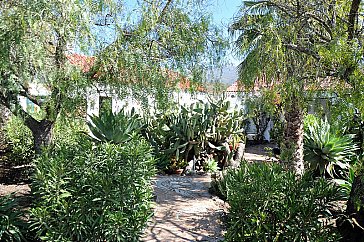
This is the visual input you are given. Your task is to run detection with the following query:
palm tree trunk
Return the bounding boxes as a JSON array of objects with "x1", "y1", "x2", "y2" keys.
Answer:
[{"x1": 282, "y1": 97, "x2": 304, "y2": 176}]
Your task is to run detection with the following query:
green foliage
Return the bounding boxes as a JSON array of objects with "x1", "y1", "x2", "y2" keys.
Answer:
[
  {"x1": 5, "y1": 116, "x2": 34, "y2": 164},
  {"x1": 245, "y1": 91, "x2": 280, "y2": 142},
  {"x1": 31, "y1": 134, "x2": 155, "y2": 241},
  {"x1": 0, "y1": 194, "x2": 27, "y2": 242},
  {"x1": 333, "y1": 167, "x2": 356, "y2": 199},
  {"x1": 330, "y1": 102, "x2": 364, "y2": 156},
  {"x1": 143, "y1": 98, "x2": 246, "y2": 170},
  {"x1": 87, "y1": 108, "x2": 144, "y2": 144},
  {"x1": 304, "y1": 115, "x2": 357, "y2": 177},
  {"x1": 219, "y1": 162, "x2": 341, "y2": 242},
  {"x1": 203, "y1": 157, "x2": 219, "y2": 172},
  {"x1": 0, "y1": 0, "x2": 226, "y2": 154}
]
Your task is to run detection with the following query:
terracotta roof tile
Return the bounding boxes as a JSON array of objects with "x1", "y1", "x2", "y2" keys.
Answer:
[
  {"x1": 66, "y1": 53, "x2": 95, "y2": 72},
  {"x1": 66, "y1": 53, "x2": 202, "y2": 91}
]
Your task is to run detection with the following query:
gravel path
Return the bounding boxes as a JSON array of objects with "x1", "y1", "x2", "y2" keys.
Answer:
[{"x1": 142, "y1": 174, "x2": 227, "y2": 242}]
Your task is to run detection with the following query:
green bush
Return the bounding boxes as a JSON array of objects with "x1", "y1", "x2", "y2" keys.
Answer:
[
  {"x1": 30, "y1": 134, "x2": 155, "y2": 241},
  {"x1": 0, "y1": 194, "x2": 27, "y2": 242},
  {"x1": 87, "y1": 108, "x2": 144, "y2": 144},
  {"x1": 220, "y1": 163, "x2": 341, "y2": 242},
  {"x1": 304, "y1": 115, "x2": 357, "y2": 177},
  {"x1": 5, "y1": 116, "x2": 34, "y2": 164}
]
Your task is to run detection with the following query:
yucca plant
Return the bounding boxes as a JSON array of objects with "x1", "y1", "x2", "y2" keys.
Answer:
[
  {"x1": 87, "y1": 108, "x2": 145, "y2": 144},
  {"x1": 304, "y1": 116, "x2": 357, "y2": 177}
]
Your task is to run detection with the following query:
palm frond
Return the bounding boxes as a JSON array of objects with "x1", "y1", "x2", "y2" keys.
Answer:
[{"x1": 243, "y1": 1, "x2": 274, "y2": 15}]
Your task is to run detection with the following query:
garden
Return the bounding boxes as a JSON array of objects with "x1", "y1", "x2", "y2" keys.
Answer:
[{"x1": 1, "y1": 0, "x2": 364, "y2": 242}]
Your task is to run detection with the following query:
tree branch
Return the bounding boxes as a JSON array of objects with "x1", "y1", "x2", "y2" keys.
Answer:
[
  {"x1": 0, "y1": 90, "x2": 39, "y2": 128},
  {"x1": 283, "y1": 43, "x2": 320, "y2": 60},
  {"x1": 348, "y1": 0, "x2": 361, "y2": 40},
  {"x1": 302, "y1": 12, "x2": 333, "y2": 40},
  {"x1": 159, "y1": 0, "x2": 173, "y2": 23}
]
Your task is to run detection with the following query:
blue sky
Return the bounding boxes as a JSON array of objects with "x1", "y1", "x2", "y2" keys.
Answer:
[
  {"x1": 209, "y1": 0, "x2": 243, "y2": 83},
  {"x1": 210, "y1": 0, "x2": 242, "y2": 27}
]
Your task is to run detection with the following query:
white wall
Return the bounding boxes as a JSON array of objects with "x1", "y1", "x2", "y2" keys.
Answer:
[{"x1": 85, "y1": 87, "x2": 273, "y2": 141}]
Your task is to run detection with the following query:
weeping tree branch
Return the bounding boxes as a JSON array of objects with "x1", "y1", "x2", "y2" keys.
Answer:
[
  {"x1": 0, "y1": 89, "x2": 39, "y2": 128},
  {"x1": 283, "y1": 43, "x2": 320, "y2": 60}
]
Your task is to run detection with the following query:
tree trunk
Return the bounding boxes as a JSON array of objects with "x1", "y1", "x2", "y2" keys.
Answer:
[
  {"x1": 223, "y1": 142, "x2": 245, "y2": 168},
  {"x1": 282, "y1": 99, "x2": 304, "y2": 176},
  {"x1": 348, "y1": 0, "x2": 361, "y2": 40},
  {"x1": 26, "y1": 119, "x2": 55, "y2": 154},
  {"x1": 339, "y1": 174, "x2": 364, "y2": 241}
]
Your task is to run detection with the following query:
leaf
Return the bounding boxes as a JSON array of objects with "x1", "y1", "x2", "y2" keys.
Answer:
[
  {"x1": 59, "y1": 191, "x2": 72, "y2": 198},
  {"x1": 208, "y1": 142, "x2": 226, "y2": 151}
]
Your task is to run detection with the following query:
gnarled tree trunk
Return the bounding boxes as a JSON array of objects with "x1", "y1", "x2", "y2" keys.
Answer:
[{"x1": 25, "y1": 118, "x2": 54, "y2": 154}]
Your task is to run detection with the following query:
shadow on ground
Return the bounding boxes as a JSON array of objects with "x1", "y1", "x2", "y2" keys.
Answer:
[
  {"x1": 0, "y1": 161, "x2": 33, "y2": 185},
  {"x1": 142, "y1": 175, "x2": 226, "y2": 242}
]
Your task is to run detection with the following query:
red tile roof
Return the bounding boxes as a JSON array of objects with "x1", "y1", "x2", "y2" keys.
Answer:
[
  {"x1": 226, "y1": 74, "x2": 276, "y2": 93},
  {"x1": 66, "y1": 53, "x2": 203, "y2": 91},
  {"x1": 66, "y1": 53, "x2": 95, "y2": 72}
]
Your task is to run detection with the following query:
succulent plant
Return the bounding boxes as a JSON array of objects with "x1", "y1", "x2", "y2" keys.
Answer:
[
  {"x1": 304, "y1": 116, "x2": 357, "y2": 177},
  {"x1": 87, "y1": 108, "x2": 145, "y2": 144}
]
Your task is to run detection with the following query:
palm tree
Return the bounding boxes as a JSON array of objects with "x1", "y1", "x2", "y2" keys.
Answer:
[{"x1": 230, "y1": 0, "x2": 311, "y2": 175}]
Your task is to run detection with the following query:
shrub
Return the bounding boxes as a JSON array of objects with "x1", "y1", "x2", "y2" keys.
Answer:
[
  {"x1": 304, "y1": 115, "x2": 357, "y2": 177},
  {"x1": 31, "y1": 134, "x2": 155, "y2": 241},
  {"x1": 203, "y1": 157, "x2": 219, "y2": 172},
  {"x1": 219, "y1": 162, "x2": 342, "y2": 242},
  {"x1": 0, "y1": 194, "x2": 27, "y2": 242},
  {"x1": 5, "y1": 116, "x2": 34, "y2": 164},
  {"x1": 87, "y1": 108, "x2": 144, "y2": 144}
]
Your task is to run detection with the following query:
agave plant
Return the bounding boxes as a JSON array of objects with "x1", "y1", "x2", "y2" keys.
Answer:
[
  {"x1": 304, "y1": 116, "x2": 357, "y2": 177},
  {"x1": 87, "y1": 108, "x2": 144, "y2": 144}
]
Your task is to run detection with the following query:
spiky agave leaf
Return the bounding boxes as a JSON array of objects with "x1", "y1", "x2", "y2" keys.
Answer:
[
  {"x1": 304, "y1": 117, "x2": 357, "y2": 177},
  {"x1": 86, "y1": 108, "x2": 143, "y2": 144}
]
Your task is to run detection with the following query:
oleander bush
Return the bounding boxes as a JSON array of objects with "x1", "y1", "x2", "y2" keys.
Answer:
[
  {"x1": 217, "y1": 162, "x2": 342, "y2": 242},
  {"x1": 30, "y1": 133, "x2": 155, "y2": 241},
  {"x1": 5, "y1": 116, "x2": 34, "y2": 164},
  {"x1": 0, "y1": 194, "x2": 27, "y2": 242}
]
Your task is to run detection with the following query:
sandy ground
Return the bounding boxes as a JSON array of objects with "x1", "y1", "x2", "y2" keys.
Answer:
[
  {"x1": 0, "y1": 163, "x2": 32, "y2": 197},
  {"x1": 141, "y1": 144, "x2": 276, "y2": 242},
  {"x1": 141, "y1": 174, "x2": 227, "y2": 242},
  {"x1": 243, "y1": 143, "x2": 278, "y2": 162}
]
